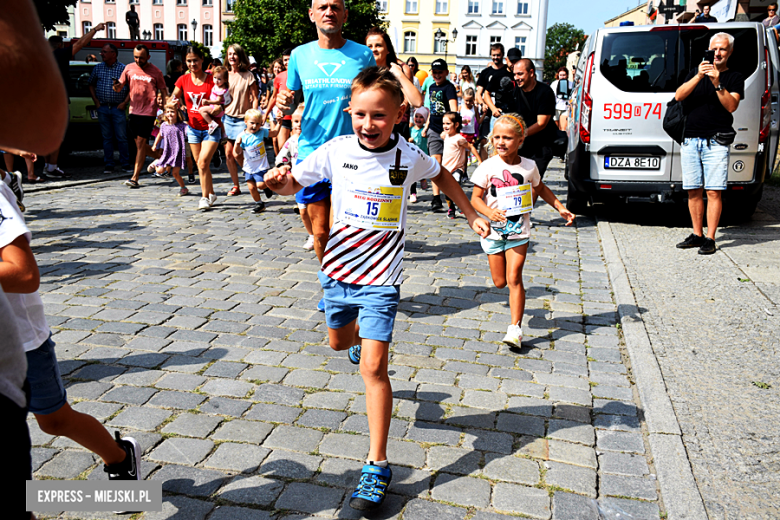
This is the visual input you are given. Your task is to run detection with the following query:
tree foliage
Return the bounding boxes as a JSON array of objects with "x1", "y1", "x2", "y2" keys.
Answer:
[
  {"x1": 224, "y1": 0, "x2": 386, "y2": 65},
  {"x1": 188, "y1": 40, "x2": 213, "y2": 62},
  {"x1": 544, "y1": 23, "x2": 587, "y2": 82},
  {"x1": 33, "y1": 0, "x2": 77, "y2": 32}
]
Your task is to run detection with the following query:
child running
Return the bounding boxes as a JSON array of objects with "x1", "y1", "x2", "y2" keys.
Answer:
[
  {"x1": 151, "y1": 101, "x2": 189, "y2": 195},
  {"x1": 275, "y1": 105, "x2": 315, "y2": 249},
  {"x1": 407, "y1": 106, "x2": 429, "y2": 203},
  {"x1": 199, "y1": 65, "x2": 231, "y2": 135},
  {"x1": 0, "y1": 172, "x2": 142, "y2": 483},
  {"x1": 441, "y1": 111, "x2": 481, "y2": 219},
  {"x1": 470, "y1": 113, "x2": 574, "y2": 347},
  {"x1": 459, "y1": 87, "x2": 482, "y2": 155},
  {"x1": 233, "y1": 108, "x2": 278, "y2": 213},
  {"x1": 265, "y1": 67, "x2": 490, "y2": 511}
]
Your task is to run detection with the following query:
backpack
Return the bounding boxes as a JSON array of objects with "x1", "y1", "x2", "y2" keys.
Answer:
[{"x1": 662, "y1": 97, "x2": 686, "y2": 144}]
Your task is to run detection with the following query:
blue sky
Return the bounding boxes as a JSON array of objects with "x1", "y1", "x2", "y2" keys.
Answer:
[{"x1": 547, "y1": 0, "x2": 648, "y2": 34}]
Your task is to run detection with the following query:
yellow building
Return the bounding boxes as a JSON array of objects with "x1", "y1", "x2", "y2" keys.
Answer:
[
  {"x1": 378, "y1": 0, "x2": 459, "y2": 71},
  {"x1": 605, "y1": 2, "x2": 651, "y2": 27}
]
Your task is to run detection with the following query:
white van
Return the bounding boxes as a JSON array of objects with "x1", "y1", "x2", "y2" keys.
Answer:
[{"x1": 566, "y1": 22, "x2": 779, "y2": 220}]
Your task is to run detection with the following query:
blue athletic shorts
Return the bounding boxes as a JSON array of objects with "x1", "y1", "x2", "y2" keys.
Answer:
[
  {"x1": 480, "y1": 236, "x2": 529, "y2": 255},
  {"x1": 26, "y1": 335, "x2": 68, "y2": 415},
  {"x1": 245, "y1": 169, "x2": 269, "y2": 184},
  {"x1": 317, "y1": 271, "x2": 400, "y2": 343},
  {"x1": 294, "y1": 157, "x2": 332, "y2": 204}
]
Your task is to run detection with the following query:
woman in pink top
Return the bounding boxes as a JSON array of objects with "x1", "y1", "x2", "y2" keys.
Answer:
[{"x1": 172, "y1": 46, "x2": 220, "y2": 211}]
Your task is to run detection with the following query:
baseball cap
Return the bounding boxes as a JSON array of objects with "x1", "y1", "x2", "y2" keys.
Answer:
[
  {"x1": 507, "y1": 47, "x2": 522, "y2": 63},
  {"x1": 431, "y1": 58, "x2": 448, "y2": 71}
]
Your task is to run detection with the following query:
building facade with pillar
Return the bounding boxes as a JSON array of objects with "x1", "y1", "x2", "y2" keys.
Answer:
[{"x1": 73, "y1": 0, "x2": 225, "y2": 56}]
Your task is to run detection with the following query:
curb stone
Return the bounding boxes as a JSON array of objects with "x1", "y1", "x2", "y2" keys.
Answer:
[{"x1": 598, "y1": 221, "x2": 708, "y2": 520}]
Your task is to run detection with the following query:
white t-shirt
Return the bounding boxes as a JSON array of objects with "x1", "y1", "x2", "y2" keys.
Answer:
[
  {"x1": 0, "y1": 182, "x2": 50, "y2": 352},
  {"x1": 294, "y1": 134, "x2": 441, "y2": 286},
  {"x1": 470, "y1": 155, "x2": 541, "y2": 241},
  {"x1": 460, "y1": 104, "x2": 478, "y2": 134},
  {"x1": 550, "y1": 79, "x2": 572, "y2": 112}
]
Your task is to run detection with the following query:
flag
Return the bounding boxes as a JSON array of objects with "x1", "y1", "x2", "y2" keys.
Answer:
[{"x1": 647, "y1": 0, "x2": 658, "y2": 20}]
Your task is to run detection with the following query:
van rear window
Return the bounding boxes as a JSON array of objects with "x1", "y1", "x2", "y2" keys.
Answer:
[{"x1": 600, "y1": 27, "x2": 759, "y2": 93}]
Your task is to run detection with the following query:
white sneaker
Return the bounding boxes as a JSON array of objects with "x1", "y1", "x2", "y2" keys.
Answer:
[
  {"x1": 198, "y1": 197, "x2": 210, "y2": 210},
  {"x1": 409, "y1": 193, "x2": 418, "y2": 203},
  {"x1": 208, "y1": 193, "x2": 217, "y2": 206},
  {"x1": 207, "y1": 121, "x2": 219, "y2": 135},
  {"x1": 503, "y1": 324, "x2": 522, "y2": 347},
  {"x1": 303, "y1": 235, "x2": 315, "y2": 250}
]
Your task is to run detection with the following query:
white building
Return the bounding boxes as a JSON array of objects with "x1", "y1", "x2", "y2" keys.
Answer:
[
  {"x1": 73, "y1": 0, "x2": 226, "y2": 57},
  {"x1": 454, "y1": 0, "x2": 549, "y2": 77}
]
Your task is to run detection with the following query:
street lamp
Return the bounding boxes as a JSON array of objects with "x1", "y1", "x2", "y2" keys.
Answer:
[
  {"x1": 191, "y1": 19, "x2": 198, "y2": 41},
  {"x1": 434, "y1": 28, "x2": 458, "y2": 63}
]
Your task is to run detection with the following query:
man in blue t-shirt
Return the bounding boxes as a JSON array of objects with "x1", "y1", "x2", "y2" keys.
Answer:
[{"x1": 278, "y1": 0, "x2": 375, "y2": 302}]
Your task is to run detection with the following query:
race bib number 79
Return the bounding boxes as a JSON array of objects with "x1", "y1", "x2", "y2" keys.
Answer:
[
  {"x1": 342, "y1": 183, "x2": 405, "y2": 231},
  {"x1": 496, "y1": 183, "x2": 533, "y2": 217}
]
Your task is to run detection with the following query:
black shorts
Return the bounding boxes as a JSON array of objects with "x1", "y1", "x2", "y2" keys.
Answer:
[
  {"x1": 129, "y1": 115, "x2": 156, "y2": 140},
  {"x1": 1, "y1": 385, "x2": 31, "y2": 504},
  {"x1": 280, "y1": 118, "x2": 292, "y2": 130}
]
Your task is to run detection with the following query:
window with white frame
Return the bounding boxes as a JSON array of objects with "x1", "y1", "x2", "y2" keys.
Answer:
[
  {"x1": 129, "y1": 0, "x2": 139, "y2": 4},
  {"x1": 178, "y1": 24, "x2": 188, "y2": 40},
  {"x1": 405, "y1": 0, "x2": 418, "y2": 14},
  {"x1": 376, "y1": 0, "x2": 388, "y2": 12},
  {"x1": 106, "y1": 22, "x2": 116, "y2": 38},
  {"x1": 466, "y1": 35, "x2": 478, "y2": 56},
  {"x1": 177, "y1": 0, "x2": 187, "y2": 5},
  {"x1": 404, "y1": 31, "x2": 416, "y2": 53},
  {"x1": 435, "y1": 0, "x2": 447, "y2": 14},
  {"x1": 468, "y1": 1, "x2": 480, "y2": 14},
  {"x1": 105, "y1": 0, "x2": 115, "y2": 3},
  {"x1": 490, "y1": 36, "x2": 502, "y2": 45},
  {"x1": 82, "y1": 21, "x2": 92, "y2": 35},
  {"x1": 154, "y1": 23, "x2": 164, "y2": 40},
  {"x1": 517, "y1": 1, "x2": 528, "y2": 14},
  {"x1": 203, "y1": 25, "x2": 213, "y2": 46},
  {"x1": 225, "y1": 0, "x2": 235, "y2": 11},
  {"x1": 203, "y1": 0, "x2": 213, "y2": 5},
  {"x1": 515, "y1": 36, "x2": 526, "y2": 56},
  {"x1": 492, "y1": 0, "x2": 504, "y2": 14},
  {"x1": 434, "y1": 36, "x2": 446, "y2": 53},
  {"x1": 153, "y1": 0, "x2": 163, "y2": 4}
]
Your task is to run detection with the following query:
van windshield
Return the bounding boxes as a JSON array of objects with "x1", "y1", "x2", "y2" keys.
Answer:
[{"x1": 600, "y1": 27, "x2": 759, "y2": 93}]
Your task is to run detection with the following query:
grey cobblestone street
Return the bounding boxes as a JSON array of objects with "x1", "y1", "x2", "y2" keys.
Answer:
[
  {"x1": 25, "y1": 161, "x2": 665, "y2": 519},
  {"x1": 603, "y1": 188, "x2": 780, "y2": 520}
]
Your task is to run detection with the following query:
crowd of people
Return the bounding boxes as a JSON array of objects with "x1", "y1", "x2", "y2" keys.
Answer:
[{"x1": 2, "y1": 0, "x2": 582, "y2": 517}]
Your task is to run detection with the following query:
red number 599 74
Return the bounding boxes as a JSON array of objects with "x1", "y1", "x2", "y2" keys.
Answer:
[{"x1": 603, "y1": 103, "x2": 662, "y2": 120}]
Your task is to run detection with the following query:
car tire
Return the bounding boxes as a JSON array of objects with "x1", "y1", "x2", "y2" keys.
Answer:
[{"x1": 566, "y1": 178, "x2": 590, "y2": 215}]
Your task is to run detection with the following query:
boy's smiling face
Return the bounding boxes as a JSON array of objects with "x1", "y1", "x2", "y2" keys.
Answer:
[{"x1": 351, "y1": 87, "x2": 404, "y2": 149}]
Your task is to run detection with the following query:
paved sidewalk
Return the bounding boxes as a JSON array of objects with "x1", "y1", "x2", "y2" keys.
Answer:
[
  {"x1": 602, "y1": 185, "x2": 780, "y2": 520},
  {"x1": 26, "y1": 163, "x2": 664, "y2": 519}
]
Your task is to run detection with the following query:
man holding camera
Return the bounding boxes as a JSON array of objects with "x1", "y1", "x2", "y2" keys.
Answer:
[{"x1": 674, "y1": 32, "x2": 743, "y2": 255}]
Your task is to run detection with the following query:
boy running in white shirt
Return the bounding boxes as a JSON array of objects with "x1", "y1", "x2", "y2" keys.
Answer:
[
  {"x1": 265, "y1": 67, "x2": 490, "y2": 511},
  {"x1": 233, "y1": 109, "x2": 278, "y2": 214}
]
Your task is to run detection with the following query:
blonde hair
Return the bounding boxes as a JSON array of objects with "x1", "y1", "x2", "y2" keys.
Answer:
[
  {"x1": 488, "y1": 113, "x2": 527, "y2": 156},
  {"x1": 164, "y1": 100, "x2": 184, "y2": 124},
  {"x1": 292, "y1": 103, "x2": 305, "y2": 117},
  {"x1": 244, "y1": 108, "x2": 263, "y2": 122},
  {"x1": 212, "y1": 65, "x2": 229, "y2": 82}
]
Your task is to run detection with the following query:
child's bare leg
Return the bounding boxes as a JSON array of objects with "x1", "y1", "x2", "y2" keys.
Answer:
[
  {"x1": 171, "y1": 167, "x2": 184, "y2": 188},
  {"x1": 247, "y1": 180, "x2": 260, "y2": 202},
  {"x1": 362, "y1": 339, "x2": 391, "y2": 462},
  {"x1": 35, "y1": 404, "x2": 126, "y2": 465},
  {"x1": 198, "y1": 106, "x2": 215, "y2": 126},
  {"x1": 487, "y1": 252, "x2": 508, "y2": 289},
  {"x1": 300, "y1": 205, "x2": 314, "y2": 235},
  {"x1": 505, "y1": 243, "x2": 529, "y2": 326},
  {"x1": 328, "y1": 321, "x2": 362, "y2": 352}
]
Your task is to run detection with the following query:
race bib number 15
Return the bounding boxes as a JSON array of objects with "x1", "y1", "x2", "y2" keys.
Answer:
[
  {"x1": 342, "y1": 183, "x2": 405, "y2": 231},
  {"x1": 496, "y1": 183, "x2": 533, "y2": 217}
]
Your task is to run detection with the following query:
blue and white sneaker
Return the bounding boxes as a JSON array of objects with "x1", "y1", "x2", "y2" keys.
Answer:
[
  {"x1": 347, "y1": 344, "x2": 361, "y2": 365},
  {"x1": 317, "y1": 298, "x2": 325, "y2": 312},
  {"x1": 349, "y1": 464, "x2": 392, "y2": 511}
]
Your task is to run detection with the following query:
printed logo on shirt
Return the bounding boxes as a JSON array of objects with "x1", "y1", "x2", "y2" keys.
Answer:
[
  {"x1": 388, "y1": 149, "x2": 408, "y2": 186},
  {"x1": 343, "y1": 163, "x2": 358, "y2": 170},
  {"x1": 131, "y1": 74, "x2": 153, "y2": 84},
  {"x1": 315, "y1": 60, "x2": 345, "y2": 77},
  {"x1": 188, "y1": 92, "x2": 205, "y2": 111}
]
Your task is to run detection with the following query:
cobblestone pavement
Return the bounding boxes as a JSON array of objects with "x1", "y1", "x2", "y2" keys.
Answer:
[
  {"x1": 602, "y1": 186, "x2": 780, "y2": 519},
  {"x1": 26, "y1": 161, "x2": 664, "y2": 519}
]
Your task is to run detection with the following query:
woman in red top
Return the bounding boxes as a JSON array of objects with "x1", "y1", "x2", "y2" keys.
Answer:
[{"x1": 172, "y1": 46, "x2": 221, "y2": 211}]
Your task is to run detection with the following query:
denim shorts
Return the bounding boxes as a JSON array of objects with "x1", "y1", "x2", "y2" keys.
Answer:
[
  {"x1": 187, "y1": 125, "x2": 222, "y2": 144},
  {"x1": 681, "y1": 137, "x2": 729, "y2": 190},
  {"x1": 223, "y1": 114, "x2": 246, "y2": 141},
  {"x1": 480, "y1": 236, "x2": 529, "y2": 255},
  {"x1": 245, "y1": 169, "x2": 269, "y2": 184},
  {"x1": 318, "y1": 271, "x2": 400, "y2": 343},
  {"x1": 26, "y1": 335, "x2": 68, "y2": 415}
]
